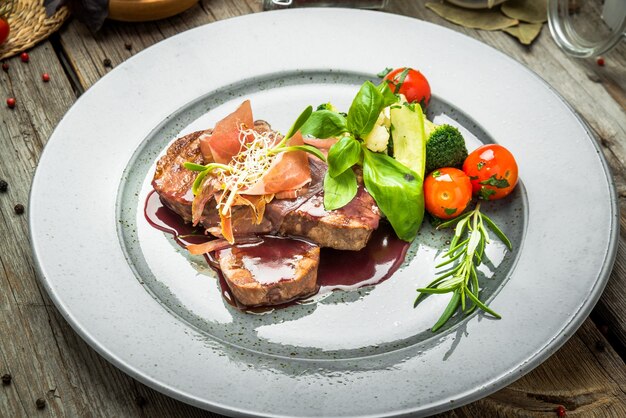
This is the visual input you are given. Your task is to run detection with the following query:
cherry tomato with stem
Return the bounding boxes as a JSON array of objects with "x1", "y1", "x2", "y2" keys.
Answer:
[
  {"x1": 0, "y1": 18, "x2": 9, "y2": 45},
  {"x1": 383, "y1": 67, "x2": 431, "y2": 107},
  {"x1": 463, "y1": 144, "x2": 518, "y2": 200},
  {"x1": 424, "y1": 168, "x2": 472, "y2": 220}
]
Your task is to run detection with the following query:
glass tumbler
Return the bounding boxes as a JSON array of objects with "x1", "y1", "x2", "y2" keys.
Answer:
[{"x1": 548, "y1": 0, "x2": 626, "y2": 57}]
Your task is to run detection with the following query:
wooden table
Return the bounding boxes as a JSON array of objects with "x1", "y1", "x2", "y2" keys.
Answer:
[{"x1": 1, "y1": 1, "x2": 625, "y2": 416}]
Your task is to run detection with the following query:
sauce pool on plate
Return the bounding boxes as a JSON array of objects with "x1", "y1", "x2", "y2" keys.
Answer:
[{"x1": 144, "y1": 190, "x2": 410, "y2": 308}]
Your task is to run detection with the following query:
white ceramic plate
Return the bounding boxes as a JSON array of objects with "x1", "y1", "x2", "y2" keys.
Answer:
[{"x1": 30, "y1": 9, "x2": 618, "y2": 417}]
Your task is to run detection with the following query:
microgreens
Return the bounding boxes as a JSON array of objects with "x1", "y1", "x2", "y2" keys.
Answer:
[
  {"x1": 414, "y1": 202, "x2": 512, "y2": 332},
  {"x1": 184, "y1": 105, "x2": 323, "y2": 202}
]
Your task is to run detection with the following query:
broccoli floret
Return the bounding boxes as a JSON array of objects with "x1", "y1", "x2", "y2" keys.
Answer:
[
  {"x1": 425, "y1": 124, "x2": 468, "y2": 174},
  {"x1": 316, "y1": 102, "x2": 338, "y2": 112}
]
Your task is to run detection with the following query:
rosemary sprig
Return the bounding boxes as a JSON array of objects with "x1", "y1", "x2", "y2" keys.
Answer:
[{"x1": 415, "y1": 202, "x2": 512, "y2": 332}]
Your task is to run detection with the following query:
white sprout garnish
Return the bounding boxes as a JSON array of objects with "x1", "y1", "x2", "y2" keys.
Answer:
[{"x1": 215, "y1": 127, "x2": 281, "y2": 215}]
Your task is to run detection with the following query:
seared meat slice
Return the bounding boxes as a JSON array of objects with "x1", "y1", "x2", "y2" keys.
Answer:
[
  {"x1": 272, "y1": 159, "x2": 379, "y2": 250},
  {"x1": 279, "y1": 186, "x2": 379, "y2": 251},
  {"x1": 152, "y1": 130, "x2": 207, "y2": 221},
  {"x1": 152, "y1": 129, "x2": 381, "y2": 250},
  {"x1": 216, "y1": 237, "x2": 320, "y2": 306},
  {"x1": 152, "y1": 129, "x2": 272, "y2": 236}
]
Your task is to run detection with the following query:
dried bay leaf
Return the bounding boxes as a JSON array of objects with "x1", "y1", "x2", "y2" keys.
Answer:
[
  {"x1": 501, "y1": 0, "x2": 548, "y2": 23},
  {"x1": 426, "y1": 2, "x2": 518, "y2": 31},
  {"x1": 502, "y1": 22, "x2": 543, "y2": 45}
]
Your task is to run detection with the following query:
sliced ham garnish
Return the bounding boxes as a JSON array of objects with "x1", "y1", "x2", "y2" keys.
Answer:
[
  {"x1": 236, "y1": 194, "x2": 272, "y2": 224},
  {"x1": 187, "y1": 239, "x2": 232, "y2": 255},
  {"x1": 242, "y1": 131, "x2": 311, "y2": 195},
  {"x1": 200, "y1": 100, "x2": 254, "y2": 164},
  {"x1": 191, "y1": 176, "x2": 218, "y2": 226},
  {"x1": 275, "y1": 188, "x2": 306, "y2": 200},
  {"x1": 220, "y1": 211, "x2": 235, "y2": 244},
  {"x1": 303, "y1": 136, "x2": 338, "y2": 156},
  {"x1": 191, "y1": 101, "x2": 319, "y2": 246},
  {"x1": 186, "y1": 236, "x2": 263, "y2": 255}
]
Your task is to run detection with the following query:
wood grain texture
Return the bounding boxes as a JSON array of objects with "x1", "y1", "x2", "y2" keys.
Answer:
[{"x1": 0, "y1": 0, "x2": 624, "y2": 416}]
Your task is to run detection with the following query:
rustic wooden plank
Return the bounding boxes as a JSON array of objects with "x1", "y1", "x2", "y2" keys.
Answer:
[
  {"x1": 592, "y1": 205, "x2": 626, "y2": 353},
  {"x1": 0, "y1": 40, "x2": 81, "y2": 418},
  {"x1": 440, "y1": 320, "x2": 626, "y2": 417},
  {"x1": 58, "y1": 0, "x2": 262, "y2": 90},
  {"x1": 0, "y1": 41, "x2": 219, "y2": 418}
]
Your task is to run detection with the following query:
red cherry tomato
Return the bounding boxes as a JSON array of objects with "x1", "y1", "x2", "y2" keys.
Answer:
[
  {"x1": 424, "y1": 168, "x2": 472, "y2": 220},
  {"x1": 0, "y1": 18, "x2": 9, "y2": 45},
  {"x1": 383, "y1": 67, "x2": 431, "y2": 107},
  {"x1": 462, "y1": 144, "x2": 518, "y2": 200}
]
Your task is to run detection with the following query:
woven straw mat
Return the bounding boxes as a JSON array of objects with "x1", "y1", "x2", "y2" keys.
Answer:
[{"x1": 0, "y1": 1, "x2": 70, "y2": 61}]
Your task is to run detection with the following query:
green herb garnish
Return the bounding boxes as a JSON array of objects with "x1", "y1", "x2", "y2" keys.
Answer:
[
  {"x1": 414, "y1": 202, "x2": 512, "y2": 332},
  {"x1": 292, "y1": 76, "x2": 426, "y2": 241},
  {"x1": 377, "y1": 67, "x2": 393, "y2": 78},
  {"x1": 362, "y1": 148, "x2": 424, "y2": 241},
  {"x1": 479, "y1": 174, "x2": 510, "y2": 189},
  {"x1": 183, "y1": 162, "x2": 231, "y2": 194}
]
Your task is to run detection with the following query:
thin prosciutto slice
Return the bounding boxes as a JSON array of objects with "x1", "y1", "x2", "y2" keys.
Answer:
[
  {"x1": 242, "y1": 131, "x2": 311, "y2": 195},
  {"x1": 192, "y1": 100, "x2": 313, "y2": 244},
  {"x1": 199, "y1": 100, "x2": 254, "y2": 164},
  {"x1": 186, "y1": 236, "x2": 262, "y2": 255}
]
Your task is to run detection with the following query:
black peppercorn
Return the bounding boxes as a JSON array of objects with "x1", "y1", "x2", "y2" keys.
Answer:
[
  {"x1": 124, "y1": 42, "x2": 132, "y2": 51},
  {"x1": 135, "y1": 395, "x2": 147, "y2": 407},
  {"x1": 1, "y1": 374, "x2": 11, "y2": 385},
  {"x1": 0, "y1": 179, "x2": 7, "y2": 192},
  {"x1": 14, "y1": 204, "x2": 24, "y2": 215},
  {"x1": 103, "y1": 58, "x2": 112, "y2": 68},
  {"x1": 35, "y1": 398, "x2": 46, "y2": 409}
]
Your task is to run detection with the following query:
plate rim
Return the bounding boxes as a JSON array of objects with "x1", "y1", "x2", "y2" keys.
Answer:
[{"x1": 28, "y1": 8, "x2": 619, "y2": 417}]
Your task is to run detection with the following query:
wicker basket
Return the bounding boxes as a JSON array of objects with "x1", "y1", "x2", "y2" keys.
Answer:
[{"x1": 0, "y1": 0, "x2": 70, "y2": 61}]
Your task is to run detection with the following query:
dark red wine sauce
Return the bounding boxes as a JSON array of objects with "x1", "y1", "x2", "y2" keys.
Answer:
[
  {"x1": 144, "y1": 190, "x2": 410, "y2": 307},
  {"x1": 317, "y1": 226, "x2": 410, "y2": 293}
]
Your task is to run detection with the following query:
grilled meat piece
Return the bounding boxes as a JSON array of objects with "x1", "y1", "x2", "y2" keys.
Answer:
[
  {"x1": 152, "y1": 128, "x2": 380, "y2": 250},
  {"x1": 216, "y1": 236, "x2": 319, "y2": 307},
  {"x1": 152, "y1": 130, "x2": 207, "y2": 222}
]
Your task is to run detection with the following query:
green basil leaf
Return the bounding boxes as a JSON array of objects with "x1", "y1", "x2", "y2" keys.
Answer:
[
  {"x1": 323, "y1": 169, "x2": 357, "y2": 211},
  {"x1": 300, "y1": 110, "x2": 348, "y2": 139},
  {"x1": 347, "y1": 81, "x2": 384, "y2": 137},
  {"x1": 378, "y1": 82, "x2": 399, "y2": 107},
  {"x1": 327, "y1": 136, "x2": 362, "y2": 178},
  {"x1": 362, "y1": 149, "x2": 424, "y2": 241},
  {"x1": 272, "y1": 144, "x2": 327, "y2": 162},
  {"x1": 284, "y1": 105, "x2": 313, "y2": 141}
]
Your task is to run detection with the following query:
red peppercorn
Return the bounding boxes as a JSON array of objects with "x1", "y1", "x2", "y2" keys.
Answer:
[
  {"x1": 6, "y1": 97, "x2": 15, "y2": 108},
  {"x1": 20, "y1": 52, "x2": 29, "y2": 63},
  {"x1": 596, "y1": 57, "x2": 605, "y2": 66},
  {"x1": 556, "y1": 405, "x2": 566, "y2": 417},
  {"x1": 42, "y1": 73, "x2": 50, "y2": 82},
  {"x1": 1, "y1": 62, "x2": 8, "y2": 72}
]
